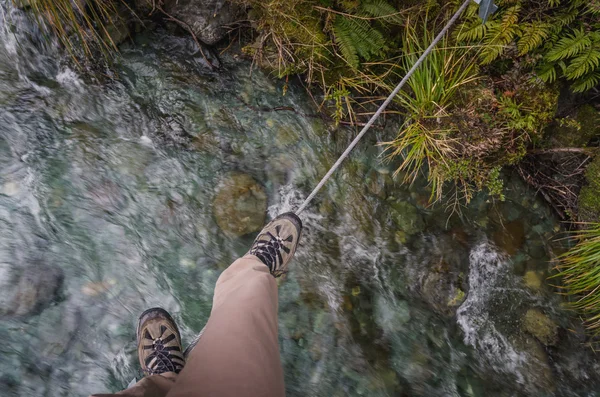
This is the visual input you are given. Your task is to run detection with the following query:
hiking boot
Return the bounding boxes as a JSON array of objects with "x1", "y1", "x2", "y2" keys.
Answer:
[
  {"x1": 136, "y1": 308, "x2": 185, "y2": 376},
  {"x1": 247, "y1": 212, "x2": 302, "y2": 277}
]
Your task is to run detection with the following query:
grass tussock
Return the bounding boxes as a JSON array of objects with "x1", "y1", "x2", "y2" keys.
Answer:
[
  {"x1": 554, "y1": 224, "x2": 600, "y2": 338},
  {"x1": 380, "y1": 17, "x2": 480, "y2": 201}
]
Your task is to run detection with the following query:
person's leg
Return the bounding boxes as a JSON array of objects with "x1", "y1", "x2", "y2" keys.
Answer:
[
  {"x1": 91, "y1": 212, "x2": 302, "y2": 397},
  {"x1": 91, "y1": 308, "x2": 186, "y2": 397},
  {"x1": 167, "y1": 212, "x2": 302, "y2": 397}
]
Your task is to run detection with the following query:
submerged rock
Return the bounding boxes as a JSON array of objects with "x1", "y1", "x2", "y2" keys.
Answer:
[
  {"x1": 104, "y1": 14, "x2": 130, "y2": 46},
  {"x1": 390, "y1": 201, "x2": 425, "y2": 235},
  {"x1": 523, "y1": 271, "x2": 543, "y2": 291},
  {"x1": 522, "y1": 308, "x2": 558, "y2": 346},
  {"x1": 420, "y1": 267, "x2": 466, "y2": 317},
  {"x1": 0, "y1": 263, "x2": 64, "y2": 317},
  {"x1": 513, "y1": 335, "x2": 555, "y2": 394},
  {"x1": 492, "y1": 220, "x2": 525, "y2": 256},
  {"x1": 213, "y1": 172, "x2": 267, "y2": 236},
  {"x1": 81, "y1": 280, "x2": 115, "y2": 297}
]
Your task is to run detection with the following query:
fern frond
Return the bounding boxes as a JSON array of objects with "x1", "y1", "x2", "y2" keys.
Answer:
[
  {"x1": 457, "y1": 19, "x2": 488, "y2": 42},
  {"x1": 564, "y1": 48, "x2": 600, "y2": 79},
  {"x1": 479, "y1": 43, "x2": 506, "y2": 64},
  {"x1": 571, "y1": 72, "x2": 600, "y2": 92},
  {"x1": 537, "y1": 62, "x2": 557, "y2": 82},
  {"x1": 479, "y1": 19, "x2": 520, "y2": 64},
  {"x1": 333, "y1": 16, "x2": 360, "y2": 68},
  {"x1": 557, "y1": 59, "x2": 568, "y2": 73},
  {"x1": 517, "y1": 21, "x2": 551, "y2": 55},
  {"x1": 332, "y1": 15, "x2": 385, "y2": 68},
  {"x1": 546, "y1": 28, "x2": 591, "y2": 61},
  {"x1": 462, "y1": 2, "x2": 479, "y2": 18},
  {"x1": 585, "y1": 0, "x2": 600, "y2": 15},
  {"x1": 360, "y1": 0, "x2": 402, "y2": 24},
  {"x1": 553, "y1": 8, "x2": 578, "y2": 29},
  {"x1": 501, "y1": 4, "x2": 521, "y2": 27}
]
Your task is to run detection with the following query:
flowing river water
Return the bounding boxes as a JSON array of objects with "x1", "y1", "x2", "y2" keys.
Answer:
[{"x1": 1, "y1": 6, "x2": 600, "y2": 397}]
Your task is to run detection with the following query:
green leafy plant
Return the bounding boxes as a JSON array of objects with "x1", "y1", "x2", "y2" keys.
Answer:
[
  {"x1": 542, "y1": 29, "x2": 600, "y2": 92},
  {"x1": 457, "y1": 0, "x2": 600, "y2": 92},
  {"x1": 554, "y1": 224, "x2": 600, "y2": 338}
]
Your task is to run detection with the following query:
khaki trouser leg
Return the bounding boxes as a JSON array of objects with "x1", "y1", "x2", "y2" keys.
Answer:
[
  {"x1": 94, "y1": 255, "x2": 284, "y2": 397},
  {"x1": 167, "y1": 255, "x2": 284, "y2": 397}
]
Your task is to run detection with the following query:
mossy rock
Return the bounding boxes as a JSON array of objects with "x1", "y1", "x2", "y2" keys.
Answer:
[
  {"x1": 212, "y1": 172, "x2": 267, "y2": 236},
  {"x1": 521, "y1": 308, "x2": 558, "y2": 346},
  {"x1": 546, "y1": 104, "x2": 600, "y2": 148},
  {"x1": 578, "y1": 154, "x2": 600, "y2": 222}
]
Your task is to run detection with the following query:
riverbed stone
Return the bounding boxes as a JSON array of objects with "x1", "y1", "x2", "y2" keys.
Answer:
[
  {"x1": 527, "y1": 239, "x2": 547, "y2": 259},
  {"x1": 213, "y1": 172, "x2": 267, "y2": 236},
  {"x1": 0, "y1": 263, "x2": 64, "y2": 317},
  {"x1": 522, "y1": 308, "x2": 558, "y2": 346}
]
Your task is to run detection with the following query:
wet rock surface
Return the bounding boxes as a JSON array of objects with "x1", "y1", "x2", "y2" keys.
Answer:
[
  {"x1": 160, "y1": 0, "x2": 243, "y2": 45},
  {"x1": 512, "y1": 335, "x2": 555, "y2": 394}
]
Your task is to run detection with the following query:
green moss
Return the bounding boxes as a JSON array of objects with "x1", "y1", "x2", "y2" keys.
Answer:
[
  {"x1": 547, "y1": 104, "x2": 600, "y2": 148},
  {"x1": 579, "y1": 155, "x2": 600, "y2": 222},
  {"x1": 575, "y1": 105, "x2": 600, "y2": 146}
]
